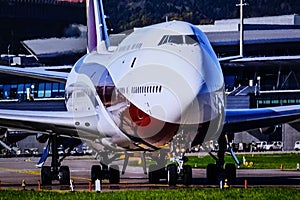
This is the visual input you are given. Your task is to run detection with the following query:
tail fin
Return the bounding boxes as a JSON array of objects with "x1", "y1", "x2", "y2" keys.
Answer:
[{"x1": 86, "y1": 0, "x2": 110, "y2": 53}]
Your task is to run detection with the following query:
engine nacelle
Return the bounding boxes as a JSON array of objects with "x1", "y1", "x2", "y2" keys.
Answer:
[
  {"x1": 0, "y1": 128, "x2": 7, "y2": 137},
  {"x1": 259, "y1": 126, "x2": 277, "y2": 135},
  {"x1": 36, "y1": 133, "x2": 49, "y2": 143}
]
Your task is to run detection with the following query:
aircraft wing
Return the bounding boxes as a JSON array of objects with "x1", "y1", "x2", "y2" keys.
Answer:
[
  {"x1": 0, "y1": 65, "x2": 69, "y2": 83},
  {"x1": 218, "y1": 55, "x2": 242, "y2": 62},
  {"x1": 1, "y1": 105, "x2": 299, "y2": 137},
  {"x1": 226, "y1": 55, "x2": 300, "y2": 63},
  {"x1": 0, "y1": 109, "x2": 99, "y2": 139},
  {"x1": 224, "y1": 105, "x2": 300, "y2": 132},
  {"x1": 220, "y1": 55, "x2": 300, "y2": 68}
]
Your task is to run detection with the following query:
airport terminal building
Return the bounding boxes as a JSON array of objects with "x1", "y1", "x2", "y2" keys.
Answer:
[
  {"x1": 1, "y1": 15, "x2": 300, "y2": 99},
  {"x1": 1, "y1": 14, "x2": 300, "y2": 153}
]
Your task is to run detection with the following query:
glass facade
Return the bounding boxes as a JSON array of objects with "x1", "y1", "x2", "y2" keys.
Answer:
[
  {"x1": 0, "y1": 81, "x2": 65, "y2": 101},
  {"x1": 250, "y1": 92, "x2": 300, "y2": 108}
]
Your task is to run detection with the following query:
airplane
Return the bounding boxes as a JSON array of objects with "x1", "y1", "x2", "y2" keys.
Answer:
[{"x1": 0, "y1": 0, "x2": 300, "y2": 186}]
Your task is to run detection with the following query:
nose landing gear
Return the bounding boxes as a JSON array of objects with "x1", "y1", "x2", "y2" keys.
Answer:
[
  {"x1": 167, "y1": 156, "x2": 192, "y2": 186},
  {"x1": 90, "y1": 151, "x2": 122, "y2": 184},
  {"x1": 148, "y1": 153, "x2": 193, "y2": 186}
]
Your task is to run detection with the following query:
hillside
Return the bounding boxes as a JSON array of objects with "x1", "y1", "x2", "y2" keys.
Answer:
[{"x1": 102, "y1": 0, "x2": 300, "y2": 32}]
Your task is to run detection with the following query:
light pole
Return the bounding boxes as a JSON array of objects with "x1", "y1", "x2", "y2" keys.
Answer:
[
  {"x1": 236, "y1": 0, "x2": 248, "y2": 57},
  {"x1": 7, "y1": 44, "x2": 10, "y2": 66}
]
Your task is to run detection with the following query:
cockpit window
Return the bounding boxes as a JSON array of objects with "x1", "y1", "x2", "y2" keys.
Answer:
[
  {"x1": 185, "y1": 35, "x2": 199, "y2": 45},
  {"x1": 168, "y1": 35, "x2": 183, "y2": 44},
  {"x1": 158, "y1": 35, "x2": 168, "y2": 45},
  {"x1": 158, "y1": 34, "x2": 200, "y2": 46}
]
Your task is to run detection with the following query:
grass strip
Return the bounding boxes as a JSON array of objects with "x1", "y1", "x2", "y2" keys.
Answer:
[
  {"x1": 186, "y1": 153, "x2": 300, "y2": 169},
  {"x1": 1, "y1": 188, "x2": 300, "y2": 200}
]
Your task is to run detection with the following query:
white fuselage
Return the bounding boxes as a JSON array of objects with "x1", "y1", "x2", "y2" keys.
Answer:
[{"x1": 65, "y1": 21, "x2": 225, "y2": 151}]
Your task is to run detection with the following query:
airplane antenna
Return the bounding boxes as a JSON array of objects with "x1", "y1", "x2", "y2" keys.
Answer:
[{"x1": 236, "y1": 0, "x2": 248, "y2": 57}]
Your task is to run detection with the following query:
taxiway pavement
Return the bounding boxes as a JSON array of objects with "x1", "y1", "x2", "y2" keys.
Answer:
[{"x1": 0, "y1": 157, "x2": 300, "y2": 191}]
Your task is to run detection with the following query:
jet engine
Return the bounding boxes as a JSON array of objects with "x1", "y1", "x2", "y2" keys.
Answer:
[
  {"x1": 0, "y1": 128, "x2": 7, "y2": 137},
  {"x1": 259, "y1": 126, "x2": 277, "y2": 135},
  {"x1": 36, "y1": 133, "x2": 49, "y2": 143}
]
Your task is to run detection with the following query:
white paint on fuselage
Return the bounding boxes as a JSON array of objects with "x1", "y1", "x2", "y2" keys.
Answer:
[
  {"x1": 65, "y1": 21, "x2": 225, "y2": 149},
  {"x1": 108, "y1": 21, "x2": 224, "y2": 124}
]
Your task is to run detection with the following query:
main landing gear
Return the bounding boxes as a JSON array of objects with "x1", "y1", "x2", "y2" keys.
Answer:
[
  {"x1": 206, "y1": 134, "x2": 238, "y2": 185},
  {"x1": 90, "y1": 151, "x2": 150, "y2": 184},
  {"x1": 40, "y1": 135, "x2": 70, "y2": 185}
]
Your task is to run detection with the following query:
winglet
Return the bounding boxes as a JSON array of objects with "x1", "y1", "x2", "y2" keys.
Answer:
[{"x1": 86, "y1": 0, "x2": 110, "y2": 53}]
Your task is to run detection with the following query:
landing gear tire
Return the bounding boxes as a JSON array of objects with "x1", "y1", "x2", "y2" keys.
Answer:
[
  {"x1": 167, "y1": 164, "x2": 177, "y2": 186},
  {"x1": 59, "y1": 166, "x2": 70, "y2": 185},
  {"x1": 41, "y1": 166, "x2": 52, "y2": 185},
  {"x1": 183, "y1": 165, "x2": 192, "y2": 186},
  {"x1": 206, "y1": 163, "x2": 218, "y2": 184},
  {"x1": 109, "y1": 165, "x2": 120, "y2": 184},
  {"x1": 148, "y1": 164, "x2": 159, "y2": 184},
  {"x1": 91, "y1": 165, "x2": 102, "y2": 184},
  {"x1": 225, "y1": 163, "x2": 236, "y2": 184},
  {"x1": 148, "y1": 164, "x2": 166, "y2": 184}
]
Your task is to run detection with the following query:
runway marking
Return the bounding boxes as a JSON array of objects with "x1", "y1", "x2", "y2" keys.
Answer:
[
  {"x1": 0, "y1": 167, "x2": 91, "y2": 182},
  {"x1": 71, "y1": 176, "x2": 91, "y2": 181},
  {"x1": 0, "y1": 167, "x2": 40, "y2": 175}
]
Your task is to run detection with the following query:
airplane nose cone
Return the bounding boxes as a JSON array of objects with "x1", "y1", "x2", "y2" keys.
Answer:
[{"x1": 113, "y1": 48, "x2": 224, "y2": 125}]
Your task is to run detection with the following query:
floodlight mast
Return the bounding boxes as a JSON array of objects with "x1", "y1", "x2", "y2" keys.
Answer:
[{"x1": 236, "y1": 0, "x2": 248, "y2": 57}]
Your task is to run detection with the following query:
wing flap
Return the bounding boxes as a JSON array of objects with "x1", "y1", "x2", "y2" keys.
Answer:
[{"x1": 224, "y1": 105, "x2": 300, "y2": 132}]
